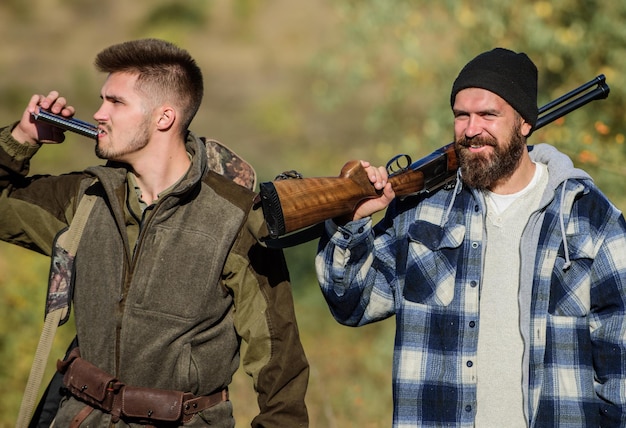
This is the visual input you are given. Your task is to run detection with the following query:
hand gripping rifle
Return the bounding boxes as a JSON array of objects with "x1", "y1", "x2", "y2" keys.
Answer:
[{"x1": 258, "y1": 74, "x2": 610, "y2": 243}]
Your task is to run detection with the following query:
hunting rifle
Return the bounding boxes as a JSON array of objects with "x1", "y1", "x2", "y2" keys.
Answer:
[{"x1": 258, "y1": 74, "x2": 610, "y2": 241}]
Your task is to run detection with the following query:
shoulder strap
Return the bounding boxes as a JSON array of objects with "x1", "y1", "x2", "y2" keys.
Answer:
[{"x1": 16, "y1": 190, "x2": 97, "y2": 428}]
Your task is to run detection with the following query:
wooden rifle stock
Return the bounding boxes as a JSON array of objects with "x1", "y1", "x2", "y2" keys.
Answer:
[{"x1": 259, "y1": 75, "x2": 610, "y2": 239}]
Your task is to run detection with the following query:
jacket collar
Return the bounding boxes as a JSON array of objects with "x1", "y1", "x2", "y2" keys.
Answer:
[{"x1": 85, "y1": 131, "x2": 208, "y2": 212}]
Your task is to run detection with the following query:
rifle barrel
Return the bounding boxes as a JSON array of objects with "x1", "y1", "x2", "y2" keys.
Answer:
[
  {"x1": 536, "y1": 76, "x2": 609, "y2": 129},
  {"x1": 538, "y1": 74, "x2": 606, "y2": 114}
]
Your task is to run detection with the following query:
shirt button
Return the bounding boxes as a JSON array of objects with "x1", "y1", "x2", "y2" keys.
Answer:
[
  {"x1": 471, "y1": 242, "x2": 479, "y2": 249},
  {"x1": 466, "y1": 360, "x2": 473, "y2": 367},
  {"x1": 470, "y1": 281, "x2": 477, "y2": 288},
  {"x1": 469, "y1": 321, "x2": 475, "y2": 328},
  {"x1": 474, "y1": 205, "x2": 479, "y2": 212},
  {"x1": 357, "y1": 226, "x2": 364, "y2": 233},
  {"x1": 342, "y1": 233, "x2": 350, "y2": 240},
  {"x1": 465, "y1": 404, "x2": 472, "y2": 412}
]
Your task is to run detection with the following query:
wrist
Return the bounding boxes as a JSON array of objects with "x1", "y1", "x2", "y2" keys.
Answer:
[
  {"x1": 333, "y1": 213, "x2": 357, "y2": 226},
  {"x1": 10, "y1": 123, "x2": 39, "y2": 146}
]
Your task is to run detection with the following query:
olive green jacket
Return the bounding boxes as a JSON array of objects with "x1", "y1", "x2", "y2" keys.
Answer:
[{"x1": 0, "y1": 125, "x2": 309, "y2": 427}]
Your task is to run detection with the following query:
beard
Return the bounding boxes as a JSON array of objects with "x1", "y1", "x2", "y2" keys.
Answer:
[
  {"x1": 95, "y1": 116, "x2": 151, "y2": 160},
  {"x1": 454, "y1": 122, "x2": 527, "y2": 190}
]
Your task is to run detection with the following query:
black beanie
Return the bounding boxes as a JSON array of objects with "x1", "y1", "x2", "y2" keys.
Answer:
[{"x1": 450, "y1": 48, "x2": 538, "y2": 128}]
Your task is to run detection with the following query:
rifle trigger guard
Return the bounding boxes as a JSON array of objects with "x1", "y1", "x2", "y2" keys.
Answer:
[
  {"x1": 275, "y1": 170, "x2": 303, "y2": 180},
  {"x1": 386, "y1": 154, "x2": 412, "y2": 175}
]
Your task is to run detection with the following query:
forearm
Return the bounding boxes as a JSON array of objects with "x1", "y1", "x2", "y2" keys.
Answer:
[
  {"x1": 316, "y1": 217, "x2": 396, "y2": 326},
  {"x1": 227, "y1": 219, "x2": 309, "y2": 427},
  {"x1": 249, "y1": 274, "x2": 309, "y2": 428},
  {"x1": 591, "y1": 226, "x2": 626, "y2": 425},
  {"x1": 0, "y1": 123, "x2": 41, "y2": 184},
  {"x1": 0, "y1": 125, "x2": 81, "y2": 254},
  {"x1": 593, "y1": 311, "x2": 626, "y2": 426}
]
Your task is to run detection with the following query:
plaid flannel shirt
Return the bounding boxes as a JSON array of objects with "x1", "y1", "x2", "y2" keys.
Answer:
[{"x1": 316, "y1": 144, "x2": 626, "y2": 427}]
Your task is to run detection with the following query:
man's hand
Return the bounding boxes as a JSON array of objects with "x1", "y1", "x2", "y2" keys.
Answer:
[
  {"x1": 351, "y1": 160, "x2": 395, "y2": 221},
  {"x1": 11, "y1": 91, "x2": 76, "y2": 146}
]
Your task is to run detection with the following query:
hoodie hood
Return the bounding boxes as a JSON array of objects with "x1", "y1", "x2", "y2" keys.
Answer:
[{"x1": 528, "y1": 143, "x2": 592, "y2": 206}]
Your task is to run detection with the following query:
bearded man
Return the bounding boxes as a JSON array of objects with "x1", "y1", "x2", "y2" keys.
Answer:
[{"x1": 315, "y1": 48, "x2": 626, "y2": 427}]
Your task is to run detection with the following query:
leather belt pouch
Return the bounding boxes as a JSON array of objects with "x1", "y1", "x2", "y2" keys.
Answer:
[
  {"x1": 63, "y1": 356, "x2": 116, "y2": 407},
  {"x1": 121, "y1": 386, "x2": 184, "y2": 422}
]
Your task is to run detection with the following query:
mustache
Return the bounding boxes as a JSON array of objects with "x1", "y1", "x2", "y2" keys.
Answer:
[{"x1": 457, "y1": 136, "x2": 497, "y2": 148}]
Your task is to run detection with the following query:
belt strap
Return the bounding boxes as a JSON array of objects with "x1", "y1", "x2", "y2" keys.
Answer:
[
  {"x1": 70, "y1": 405, "x2": 94, "y2": 428},
  {"x1": 58, "y1": 348, "x2": 228, "y2": 424},
  {"x1": 183, "y1": 389, "x2": 229, "y2": 418}
]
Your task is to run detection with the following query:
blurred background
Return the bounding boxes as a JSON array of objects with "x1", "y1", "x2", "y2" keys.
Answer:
[{"x1": 0, "y1": 0, "x2": 624, "y2": 426}]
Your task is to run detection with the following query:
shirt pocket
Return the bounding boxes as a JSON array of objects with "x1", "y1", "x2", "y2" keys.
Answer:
[
  {"x1": 403, "y1": 220, "x2": 465, "y2": 306},
  {"x1": 549, "y1": 233, "x2": 594, "y2": 317}
]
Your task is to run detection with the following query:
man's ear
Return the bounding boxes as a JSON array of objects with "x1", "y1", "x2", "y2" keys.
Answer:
[
  {"x1": 156, "y1": 106, "x2": 176, "y2": 131},
  {"x1": 521, "y1": 120, "x2": 532, "y2": 137}
]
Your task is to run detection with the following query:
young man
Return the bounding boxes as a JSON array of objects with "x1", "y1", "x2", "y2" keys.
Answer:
[
  {"x1": 1, "y1": 38, "x2": 308, "y2": 427},
  {"x1": 316, "y1": 48, "x2": 626, "y2": 427}
]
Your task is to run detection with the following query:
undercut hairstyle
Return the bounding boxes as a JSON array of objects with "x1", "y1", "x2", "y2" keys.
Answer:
[{"x1": 94, "y1": 38, "x2": 204, "y2": 133}]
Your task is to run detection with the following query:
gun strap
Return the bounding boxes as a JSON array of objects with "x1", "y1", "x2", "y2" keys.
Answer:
[
  {"x1": 16, "y1": 190, "x2": 97, "y2": 428},
  {"x1": 263, "y1": 222, "x2": 325, "y2": 249}
]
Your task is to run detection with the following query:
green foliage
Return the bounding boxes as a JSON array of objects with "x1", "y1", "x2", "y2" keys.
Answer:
[{"x1": 139, "y1": 1, "x2": 208, "y2": 32}]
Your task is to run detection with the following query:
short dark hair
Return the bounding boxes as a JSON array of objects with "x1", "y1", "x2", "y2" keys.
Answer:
[{"x1": 95, "y1": 38, "x2": 204, "y2": 132}]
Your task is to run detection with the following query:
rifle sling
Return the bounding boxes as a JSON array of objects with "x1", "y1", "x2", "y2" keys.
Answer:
[
  {"x1": 263, "y1": 222, "x2": 325, "y2": 249},
  {"x1": 16, "y1": 191, "x2": 97, "y2": 428}
]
